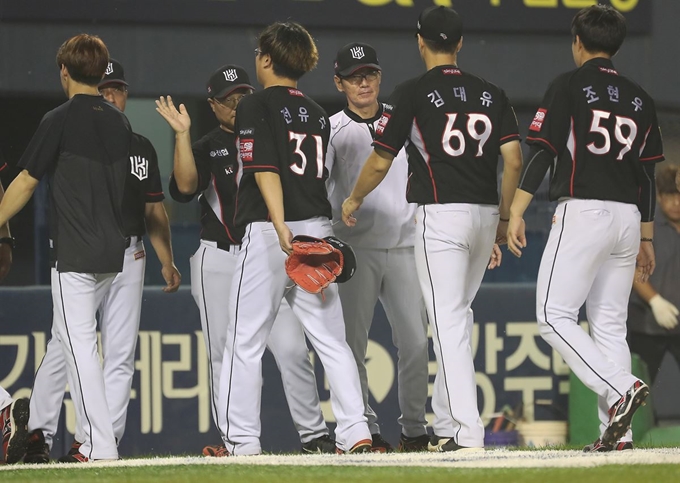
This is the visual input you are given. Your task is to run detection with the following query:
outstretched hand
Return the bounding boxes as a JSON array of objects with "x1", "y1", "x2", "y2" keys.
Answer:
[{"x1": 155, "y1": 96, "x2": 191, "y2": 134}]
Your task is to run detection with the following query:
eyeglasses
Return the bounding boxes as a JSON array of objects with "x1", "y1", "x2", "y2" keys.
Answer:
[
  {"x1": 341, "y1": 70, "x2": 380, "y2": 85},
  {"x1": 214, "y1": 94, "x2": 248, "y2": 109},
  {"x1": 99, "y1": 85, "x2": 127, "y2": 96}
]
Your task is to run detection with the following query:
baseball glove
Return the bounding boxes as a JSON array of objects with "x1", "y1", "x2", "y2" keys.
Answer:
[{"x1": 285, "y1": 235, "x2": 344, "y2": 295}]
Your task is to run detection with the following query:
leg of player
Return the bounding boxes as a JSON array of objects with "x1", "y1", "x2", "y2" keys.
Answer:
[
  {"x1": 284, "y1": 217, "x2": 372, "y2": 454},
  {"x1": 1, "y1": 387, "x2": 30, "y2": 464},
  {"x1": 535, "y1": 201, "x2": 646, "y2": 450},
  {"x1": 217, "y1": 223, "x2": 289, "y2": 456},
  {"x1": 337, "y1": 248, "x2": 384, "y2": 441},
  {"x1": 267, "y1": 301, "x2": 335, "y2": 453},
  {"x1": 414, "y1": 204, "x2": 496, "y2": 452},
  {"x1": 99, "y1": 237, "x2": 146, "y2": 444},
  {"x1": 51, "y1": 269, "x2": 119, "y2": 461},
  {"x1": 584, "y1": 203, "x2": 643, "y2": 450},
  {"x1": 190, "y1": 241, "x2": 235, "y2": 456},
  {"x1": 380, "y1": 246, "x2": 430, "y2": 450},
  {"x1": 25, "y1": 331, "x2": 68, "y2": 463}
]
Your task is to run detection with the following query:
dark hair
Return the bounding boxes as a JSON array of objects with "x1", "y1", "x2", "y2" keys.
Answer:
[
  {"x1": 56, "y1": 34, "x2": 109, "y2": 86},
  {"x1": 258, "y1": 22, "x2": 318, "y2": 80},
  {"x1": 422, "y1": 37, "x2": 460, "y2": 55},
  {"x1": 657, "y1": 164, "x2": 680, "y2": 195},
  {"x1": 571, "y1": 5, "x2": 627, "y2": 57}
]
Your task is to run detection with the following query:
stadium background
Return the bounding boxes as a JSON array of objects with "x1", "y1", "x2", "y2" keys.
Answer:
[{"x1": 0, "y1": 0, "x2": 678, "y2": 457}]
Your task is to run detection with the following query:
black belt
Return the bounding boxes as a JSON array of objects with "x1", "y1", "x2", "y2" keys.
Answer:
[{"x1": 216, "y1": 241, "x2": 237, "y2": 251}]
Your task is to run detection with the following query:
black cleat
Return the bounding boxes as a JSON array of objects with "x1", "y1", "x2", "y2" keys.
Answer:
[
  {"x1": 428, "y1": 435, "x2": 484, "y2": 453},
  {"x1": 601, "y1": 380, "x2": 649, "y2": 449},
  {"x1": 301, "y1": 434, "x2": 337, "y2": 454},
  {"x1": 23, "y1": 430, "x2": 50, "y2": 464},
  {"x1": 398, "y1": 433, "x2": 430, "y2": 452},
  {"x1": 1, "y1": 398, "x2": 30, "y2": 464}
]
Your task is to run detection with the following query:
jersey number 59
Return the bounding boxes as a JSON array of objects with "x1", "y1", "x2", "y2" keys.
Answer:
[{"x1": 587, "y1": 109, "x2": 638, "y2": 161}]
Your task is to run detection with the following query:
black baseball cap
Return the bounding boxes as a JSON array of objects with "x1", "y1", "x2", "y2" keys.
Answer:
[
  {"x1": 99, "y1": 59, "x2": 128, "y2": 88},
  {"x1": 416, "y1": 6, "x2": 463, "y2": 44},
  {"x1": 334, "y1": 43, "x2": 381, "y2": 77},
  {"x1": 206, "y1": 64, "x2": 254, "y2": 99}
]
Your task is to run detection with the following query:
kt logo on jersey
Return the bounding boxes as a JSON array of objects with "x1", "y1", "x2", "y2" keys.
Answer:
[{"x1": 130, "y1": 156, "x2": 149, "y2": 181}]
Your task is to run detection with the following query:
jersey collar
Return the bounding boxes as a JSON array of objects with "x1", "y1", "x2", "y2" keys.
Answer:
[{"x1": 343, "y1": 103, "x2": 384, "y2": 125}]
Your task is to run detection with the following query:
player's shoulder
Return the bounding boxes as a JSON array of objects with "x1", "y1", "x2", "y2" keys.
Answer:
[{"x1": 131, "y1": 131, "x2": 156, "y2": 156}]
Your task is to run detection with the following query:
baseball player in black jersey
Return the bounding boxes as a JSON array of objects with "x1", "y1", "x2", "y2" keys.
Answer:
[
  {"x1": 0, "y1": 35, "x2": 131, "y2": 461},
  {"x1": 507, "y1": 5, "x2": 660, "y2": 452},
  {"x1": 342, "y1": 6, "x2": 523, "y2": 452},
  {"x1": 214, "y1": 22, "x2": 371, "y2": 455},
  {"x1": 156, "y1": 64, "x2": 336, "y2": 456},
  {"x1": 22, "y1": 59, "x2": 181, "y2": 464}
]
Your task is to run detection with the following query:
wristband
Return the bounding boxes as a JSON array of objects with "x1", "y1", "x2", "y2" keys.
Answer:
[
  {"x1": 0, "y1": 237, "x2": 15, "y2": 249},
  {"x1": 640, "y1": 238, "x2": 653, "y2": 243}
]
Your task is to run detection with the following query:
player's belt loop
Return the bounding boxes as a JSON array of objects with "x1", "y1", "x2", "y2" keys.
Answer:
[{"x1": 125, "y1": 236, "x2": 141, "y2": 248}]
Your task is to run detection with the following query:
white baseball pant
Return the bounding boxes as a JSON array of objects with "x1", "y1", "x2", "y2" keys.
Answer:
[
  {"x1": 30, "y1": 239, "x2": 145, "y2": 450},
  {"x1": 537, "y1": 199, "x2": 640, "y2": 441},
  {"x1": 415, "y1": 204, "x2": 498, "y2": 448},
  {"x1": 190, "y1": 239, "x2": 328, "y2": 443},
  {"x1": 217, "y1": 217, "x2": 370, "y2": 455}
]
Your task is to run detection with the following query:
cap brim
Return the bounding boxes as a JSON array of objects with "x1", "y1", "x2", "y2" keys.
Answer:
[
  {"x1": 98, "y1": 79, "x2": 129, "y2": 88},
  {"x1": 213, "y1": 83, "x2": 255, "y2": 99},
  {"x1": 337, "y1": 63, "x2": 381, "y2": 77}
]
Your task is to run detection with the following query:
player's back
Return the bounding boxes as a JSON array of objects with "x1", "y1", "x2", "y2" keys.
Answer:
[
  {"x1": 530, "y1": 58, "x2": 661, "y2": 204},
  {"x1": 50, "y1": 94, "x2": 130, "y2": 272},
  {"x1": 235, "y1": 86, "x2": 332, "y2": 226},
  {"x1": 381, "y1": 66, "x2": 519, "y2": 206}
]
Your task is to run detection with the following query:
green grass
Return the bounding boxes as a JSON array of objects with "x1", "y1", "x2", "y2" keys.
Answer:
[{"x1": 2, "y1": 465, "x2": 680, "y2": 483}]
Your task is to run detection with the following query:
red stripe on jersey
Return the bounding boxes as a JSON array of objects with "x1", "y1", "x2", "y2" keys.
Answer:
[
  {"x1": 640, "y1": 154, "x2": 664, "y2": 162},
  {"x1": 373, "y1": 140, "x2": 398, "y2": 156},
  {"x1": 0, "y1": 163, "x2": 7, "y2": 172},
  {"x1": 242, "y1": 165, "x2": 280, "y2": 171},
  {"x1": 146, "y1": 191, "x2": 164, "y2": 196},
  {"x1": 526, "y1": 136, "x2": 558, "y2": 156},
  {"x1": 212, "y1": 176, "x2": 238, "y2": 245},
  {"x1": 413, "y1": 120, "x2": 438, "y2": 203},
  {"x1": 500, "y1": 133, "x2": 520, "y2": 143}
]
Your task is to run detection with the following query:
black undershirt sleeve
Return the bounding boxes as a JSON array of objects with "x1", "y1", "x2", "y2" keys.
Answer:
[
  {"x1": 517, "y1": 144, "x2": 554, "y2": 195},
  {"x1": 638, "y1": 162, "x2": 656, "y2": 223}
]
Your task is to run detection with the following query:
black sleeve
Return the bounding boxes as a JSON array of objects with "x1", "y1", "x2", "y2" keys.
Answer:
[
  {"x1": 526, "y1": 74, "x2": 571, "y2": 156},
  {"x1": 373, "y1": 81, "x2": 416, "y2": 156},
  {"x1": 18, "y1": 109, "x2": 65, "y2": 179},
  {"x1": 518, "y1": 145, "x2": 554, "y2": 195},
  {"x1": 144, "y1": 142, "x2": 165, "y2": 203},
  {"x1": 237, "y1": 96, "x2": 280, "y2": 174},
  {"x1": 638, "y1": 162, "x2": 656, "y2": 222}
]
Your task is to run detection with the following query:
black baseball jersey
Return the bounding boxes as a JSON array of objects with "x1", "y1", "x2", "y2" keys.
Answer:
[
  {"x1": 169, "y1": 127, "x2": 243, "y2": 245},
  {"x1": 121, "y1": 132, "x2": 165, "y2": 237},
  {"x1": 0, "y1": 150, "x2": 7, "y2": 182},
  {"x1": 19, "y1": 94, "x2": 131, "y2": 273},
  {"x1": 234, "y1": 86, "x2": 332, "y2": 227},
  {"x1": 527, "y1": 57, "x2": 664, "y2": 203},
  {"x1": 374, "y1": 65, "x2": 520, "y2": 205}
]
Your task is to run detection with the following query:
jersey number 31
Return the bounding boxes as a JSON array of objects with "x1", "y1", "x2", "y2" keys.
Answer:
[{"x1": 289, "y1": 131, "x2": 324, "y2": 178}]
